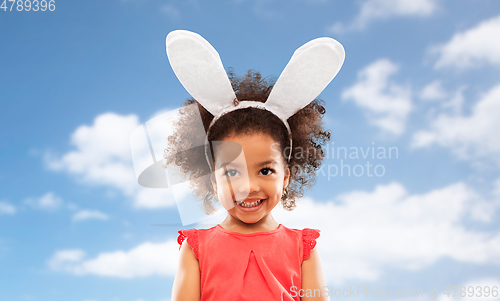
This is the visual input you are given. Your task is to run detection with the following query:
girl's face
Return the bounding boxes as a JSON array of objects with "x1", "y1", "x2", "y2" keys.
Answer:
[{"x1": 211, "y1": 133, "x2": 290, "y2": 224}]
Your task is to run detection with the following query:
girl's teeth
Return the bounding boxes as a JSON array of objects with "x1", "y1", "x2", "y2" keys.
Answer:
[{"x1": 238, "y1": 199, "x2": 263, "y2": 207}]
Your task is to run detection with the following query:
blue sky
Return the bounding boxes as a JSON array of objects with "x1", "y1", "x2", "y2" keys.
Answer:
[{"x1": 1, "y1": 0, "x2": 500, "y2": 300}]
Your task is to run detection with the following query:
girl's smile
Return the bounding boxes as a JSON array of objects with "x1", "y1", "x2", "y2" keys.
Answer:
[
  {"x1": 234, "y1": 197, "x2": 266, "y2": 211},
  {"x1": 212, "y1": 133, "x2": 290, "y2": 228}
]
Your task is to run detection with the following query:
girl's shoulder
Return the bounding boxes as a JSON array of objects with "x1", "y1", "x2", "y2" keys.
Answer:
[
  {"x1": 281, "y1": 224, "x2": 321, "y2": 237},
  {"x1": 176, "y1": 225, "x2": 218, "y2": 258},
  {"x1": 281, "y1": 225, "x2": 321, "y2": 261}
]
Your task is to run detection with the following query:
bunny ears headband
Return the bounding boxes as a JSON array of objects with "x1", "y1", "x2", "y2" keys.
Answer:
[{"x1": 166, "y1": 30, "x2": 345, "y2": 162}]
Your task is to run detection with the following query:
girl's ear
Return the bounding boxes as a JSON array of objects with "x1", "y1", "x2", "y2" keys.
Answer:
[{"x1": 283, "y1": 166, "x2": 290, "y2": 189}]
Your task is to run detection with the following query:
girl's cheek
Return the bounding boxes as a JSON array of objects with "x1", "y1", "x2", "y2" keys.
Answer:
[
  {"x1": 216, "y1": 177, "x2": 251, "y2": 210},
  {"x1": 216, "y1": 177, "x2": 235, "y2": 210}
]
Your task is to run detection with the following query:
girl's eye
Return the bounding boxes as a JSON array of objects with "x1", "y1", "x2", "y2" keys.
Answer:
[
  {"x1": 260, "y1": 168, "x2": 274, "y2": 176},
  {"x1": 224, "y1": 169, "x2": 239, "y2": 177}
]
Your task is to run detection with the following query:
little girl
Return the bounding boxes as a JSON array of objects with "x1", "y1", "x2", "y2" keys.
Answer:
[{"x1": 164, "y1": 30, "x2": 344, "y2": 301}]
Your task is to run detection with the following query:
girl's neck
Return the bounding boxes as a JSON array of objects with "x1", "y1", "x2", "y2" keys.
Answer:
[{"x1": 219, "y1": 213, "x2": 280, "y2": 234}]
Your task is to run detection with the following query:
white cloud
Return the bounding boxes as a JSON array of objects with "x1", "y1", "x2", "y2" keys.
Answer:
[
  {"x1": 432, "y1": 14, "x2": 500, "y2": 69},
  {"x1": 420, "y1": 80, "x2": 447, "y2": 101},
  {"x1": 48, "y1": 249, "x2": 86, "y2": 270},
  {"x1": 45, "y1": 112, "x2": 176, "y2": 209},
  {"x1": 329, "y1": 0, "x2": 438, "y2": 33},
  {"x1": 412, "y1": 84, "x2": 500, "y2": 165},
  {"x1": 72, "y1": 210, "x2": 109, "y2": 222},
  {"x1": 24, "y1": 192, "x2": 63, "y2": 211},
  {"x1": 341, "y1": 59, "x2": 412, "y2": 135},
  {"x1": 270, "y1": 182, "x2": 500, "y2": 285},
  {"x1": 0, "y1": 201, "x2": 16, "y2": 215},
  {"x1": 48, "y1": 240, "x2": 179, "y2": 278},
  {"x1": 46, "y1": 113, "x2": 140, "y2": 195}
]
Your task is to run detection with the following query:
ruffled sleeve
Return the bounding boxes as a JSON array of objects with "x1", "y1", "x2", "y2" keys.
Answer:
[
  {"x1": 302, "y1": 228, "x2": 320, "y2": 261},
  {"x1": 177, "y1": 229, "x2": 199, "y2": 259}
]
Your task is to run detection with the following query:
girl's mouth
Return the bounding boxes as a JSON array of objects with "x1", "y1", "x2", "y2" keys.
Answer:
[{"x1": 234, "y1": 199, "x2": 266, "y2": 211}]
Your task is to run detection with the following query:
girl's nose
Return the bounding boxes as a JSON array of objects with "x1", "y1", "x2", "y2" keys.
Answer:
[
  {"x1": 247, "y1": 174, "x2": 260, "y2": 193},
  {"x1": 234, "y1": 173, "x2": 259, "y2": 199}
]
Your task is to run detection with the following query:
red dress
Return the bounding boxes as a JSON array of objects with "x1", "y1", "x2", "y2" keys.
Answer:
[{"x1": 177, "y1": 224, "x2": 320, "y2": 301}]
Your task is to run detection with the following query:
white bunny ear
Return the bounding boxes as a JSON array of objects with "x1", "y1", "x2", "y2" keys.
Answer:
[
  {"x1": 166, "y1": 30, "x2": 236, "y2": 116},
  {"x1": 265, "y1": 37, "x2": 345, "y2": 120}
]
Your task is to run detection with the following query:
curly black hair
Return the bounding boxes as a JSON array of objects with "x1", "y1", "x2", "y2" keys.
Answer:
[{"x1": 164, "y1": 69, "x2": 331, "y2": 215}]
